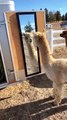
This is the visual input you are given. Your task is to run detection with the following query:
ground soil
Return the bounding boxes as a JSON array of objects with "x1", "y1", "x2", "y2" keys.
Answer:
[{"x1": 0, "y1": 47, "x2": 67, "y2": 120}]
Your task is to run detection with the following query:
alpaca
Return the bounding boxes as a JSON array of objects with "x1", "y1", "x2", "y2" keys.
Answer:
[
  {"x1": 23, "y1": 33, "x2": 37, "y2": 60},
  {"x1": 24, "y1": 32, "x2": 67, "y2": 106},
  {"x1": 23, "y1": 33, "x2": 39, "y2": 73},
  {"x1": 60, "y1": 31, "x2": 67, "y2": 47}
]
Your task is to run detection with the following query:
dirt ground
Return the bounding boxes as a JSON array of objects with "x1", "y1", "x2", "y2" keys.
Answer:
[{"x1": 0, "y1": 47, "x2": 67, "y2": 120}]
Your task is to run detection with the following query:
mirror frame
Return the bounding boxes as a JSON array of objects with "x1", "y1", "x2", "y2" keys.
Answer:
[
  {"x1": 0, "y1": 51, "x2": 7, "y2": 84},
  {"x1": 16, "y1": 12, "x2": 41, "y2": 77}
]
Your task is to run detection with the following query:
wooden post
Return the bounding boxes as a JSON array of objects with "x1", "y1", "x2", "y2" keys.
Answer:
[
  {"x1": 66, "y1": 38, "x2": 67, "y2": 47},
  {"x1": 5, "y1": 12, "x2": 25, "y2": 81},
  {"x1": 50, "y1": 29, "x2": 53, "y2": 52}
]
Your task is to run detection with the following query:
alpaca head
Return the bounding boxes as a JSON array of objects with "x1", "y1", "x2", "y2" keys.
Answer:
[
  {"x1": 23, "y1": 32, "x2": 33, "y2": 44},
  {"x1": 23, "y1": 32, "x2": 38, "y2": 50},
  {"x1": 23, "y1": 32, "x2": 45, "y2": 48},
  {"x1": 32, "y1": 32, "x2": 45, "y2": 47}
]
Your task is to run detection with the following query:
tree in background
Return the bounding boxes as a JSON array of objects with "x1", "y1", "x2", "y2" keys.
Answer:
[
  {"x1": 40, "y1": 8, "x2": 42, "y2": 10},
  {"x1": 45, "y1": 9, "x2": 62, "y2": 22},
  {"x1": 45, "y1": 8, "x2": 49, "y2": 22},
  {"x1": 24, "y1": 22, "x2": 33, "y2": 32},
  {"x1": 55, "y1": 11, "x2": 61, "y2": 21},
  {"x1": 61, "y1": 15, "x2": 65, "y2": 21},
  {"x1": 49, "y1": 11, "x2": 56, "y2": 22},
  {"x1": 65, "y1": 13, "x2": 67, "y2": 20}
]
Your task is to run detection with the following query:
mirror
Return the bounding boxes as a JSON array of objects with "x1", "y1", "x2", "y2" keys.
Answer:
[
  {"x1": 0, "y1": 51, "x2": 7, "y2": 84},
  {"x1": 19, "y1": 14, "x2": 36, "y2": 33},
  {"x1": 17, "y1": 12, "x2": 41, "y2": 76}
]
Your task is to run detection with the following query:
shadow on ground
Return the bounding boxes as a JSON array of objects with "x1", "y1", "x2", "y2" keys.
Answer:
[
  {"x1": 28, "y1": 73, "x2": 53, "y2": 88},
  {"x1": 0, "y1": 96, "x2": 67, "y2": 120}
]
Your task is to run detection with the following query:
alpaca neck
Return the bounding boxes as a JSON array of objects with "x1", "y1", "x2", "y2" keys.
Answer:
[
  {"x1": 26, "y1": 43, "x2": 34, "y2": 58},
  {"x1": 39, "y1": 46, "x2": 52, "y2": 65},
  {"x1": 26, "y1": 42, "x2": 37, "y2": 62},
  {"x1": 38, "y1": 35, "x2": 53, "y2": 65}
]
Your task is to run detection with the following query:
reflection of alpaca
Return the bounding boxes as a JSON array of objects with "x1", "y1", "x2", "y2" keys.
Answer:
[
  {"x1": 23, "y1": 33, "x2": 38, "y2": 73},
  {"x1": 23, "y1": 33, "x2": 38, "y2": 62},
  {"x1": 31, "y1": 32, "x2": 67, "y2": 106}
]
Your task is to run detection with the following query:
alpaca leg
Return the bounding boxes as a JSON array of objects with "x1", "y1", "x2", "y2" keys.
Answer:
[{"x1": 54, "y1": 82, "x2": 63, "y2": 106}]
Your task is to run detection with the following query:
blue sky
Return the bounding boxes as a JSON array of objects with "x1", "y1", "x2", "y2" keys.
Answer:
[{"x1": 14, "y1": 0, "x2": 67, "y2": 15}]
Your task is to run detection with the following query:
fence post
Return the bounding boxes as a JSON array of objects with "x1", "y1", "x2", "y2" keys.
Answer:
[{"x1": 50, "y1": 29, "x2": 53, "y2": 52}]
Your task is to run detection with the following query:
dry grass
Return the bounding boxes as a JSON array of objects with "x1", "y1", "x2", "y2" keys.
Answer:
[
  {"x1": 50, "y1": 21, "x2": 63, "y2": 30},
  {"x1": 0, "y1": 47, "x2": 67, "y2": 120}
]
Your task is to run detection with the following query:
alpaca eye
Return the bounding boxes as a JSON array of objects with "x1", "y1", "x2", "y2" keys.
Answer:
[
  {"x1": 25, "y1": 36, "x2": 28, "y2": 39},
  {"x1": 29, "y1": 38, "x2": 32, "y2": 43}
]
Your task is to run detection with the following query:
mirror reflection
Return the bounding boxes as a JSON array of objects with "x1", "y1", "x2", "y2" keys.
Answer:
[
  {"x1": 18, "y1": 14, "x2": 41, "y2": 76},
  {"x1": 19, "y1": 14, "x2": 35, "y2": 33},
  {"x1": 22, "y1": 33, "x2": 39, "y2": 75}
]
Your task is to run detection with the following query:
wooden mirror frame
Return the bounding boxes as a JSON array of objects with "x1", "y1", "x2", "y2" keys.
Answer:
[{"x1": 16, "y1": 12, "x2": 41, "y2": 77}]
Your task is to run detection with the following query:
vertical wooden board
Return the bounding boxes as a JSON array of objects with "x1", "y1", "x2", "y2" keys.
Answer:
[
  {"x1": 36, "y1": 11, "x2": 46, "y2": 69},
  {"x1": 36, "y1": 11, "x2": 45, "y2": 32},
  {"x1": 5, "y1": 12, "x2": 24, "y2": 71}
]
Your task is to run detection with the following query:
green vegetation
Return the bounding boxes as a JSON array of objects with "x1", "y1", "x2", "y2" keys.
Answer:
[
  {"x1": 24, "y1": 22, "x2": 33, "y2": 32},
  {"x1": 45, "y1": 8, "x2": 67, "y2": 22}
]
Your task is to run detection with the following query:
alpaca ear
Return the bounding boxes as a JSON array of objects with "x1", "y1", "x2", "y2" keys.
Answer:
[
  {"x1": 38, "y1": 35, "x2": 42, "y2": 41},
  {"x1": 37, "y1": 33, "x2": 43, "y2": 40}
]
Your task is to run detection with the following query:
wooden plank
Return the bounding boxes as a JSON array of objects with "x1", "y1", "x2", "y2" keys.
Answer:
[
  {"x1": 5, "y1": 12, "x2": 26, "y2": 81},
  {"x1": 36, "y1": 11, "x2": 45, "y2": 32},
  {"x1": 36, "y1": 11, "x2": 45, "y2": 65},
  {"x1": 53, "y1": 43, "x2": 65, "y2": 47},
  {"x1": 52, "y1": 30, "x2": 64, "y2": 33},
  {"x1": 53, "y1": 37, "x2": 65, "y2": 40},
  {"x1": 5, "y1": 12, "x2": 24, "y2": 71}
]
